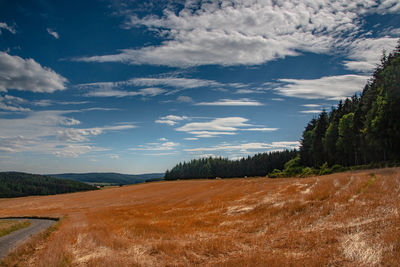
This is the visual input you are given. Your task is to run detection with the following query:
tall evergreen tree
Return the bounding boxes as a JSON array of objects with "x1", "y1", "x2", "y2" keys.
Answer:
[{"x1": 299, "y1": 41, "x2": 400, "y2": 167}]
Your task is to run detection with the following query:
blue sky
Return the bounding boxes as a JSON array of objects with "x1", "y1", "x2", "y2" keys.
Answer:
[{"x1": 0, "y1": 0, "x2": 399, "y2": 174}]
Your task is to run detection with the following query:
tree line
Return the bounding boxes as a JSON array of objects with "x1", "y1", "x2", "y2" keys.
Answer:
[
  {"x1": 0, "y1": 172, "x2": 97, "y2": 198},
  {"x1": 164, "y1": 150, "x2": 297, "y2": 180},
  {"x1": 299, "y1": 41, "x2": 400, "y2": 168},
  {"x1": 165, "y1": 41, "x2": 400, "y2": 180}
]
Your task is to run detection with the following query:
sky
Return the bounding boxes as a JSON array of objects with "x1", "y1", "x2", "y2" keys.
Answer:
[{"x1": 0, "y1": 0, "x2": 399, "y2": 174}]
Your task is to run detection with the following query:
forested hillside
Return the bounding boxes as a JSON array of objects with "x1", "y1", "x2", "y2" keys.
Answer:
[
  {"x1": 165, "y1": 150, "x2": 297, "y2": 180},
  {"x1": 300, "y1": 42, "x2": 400, "y2": 168},
  {"x1": 0, "y1": 172, "x2": 97, "y2": 198},
  {"x1": 51, "y1": 172, "x2": 165, "y2": 185}
]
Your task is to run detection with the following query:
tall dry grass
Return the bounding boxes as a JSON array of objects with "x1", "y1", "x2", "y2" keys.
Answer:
[{"x1": 0, "y1": 168, "x2": 399, "y2": 266}]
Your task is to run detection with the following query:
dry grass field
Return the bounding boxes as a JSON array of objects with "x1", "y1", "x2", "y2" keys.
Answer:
[{"x1": 0, "y1": 168, "x2": 399, "y2": 266}]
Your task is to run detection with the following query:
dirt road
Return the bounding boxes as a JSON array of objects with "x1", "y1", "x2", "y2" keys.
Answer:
[{"x1": 0, "y1": 218, "x2": 57, "y2": 260}]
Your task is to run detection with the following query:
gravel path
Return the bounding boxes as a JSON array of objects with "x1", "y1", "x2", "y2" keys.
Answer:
[{"x1": 0, "y1": 218, "x2": 57, "y2": 260}]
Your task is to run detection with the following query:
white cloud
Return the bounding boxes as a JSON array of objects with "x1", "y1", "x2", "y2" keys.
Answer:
[
  {"x1": 155, "y1": 114, "x2": 188, "y2": 126},
  {"x1": 242, "y1": 128, "x2": 278, "y2": 132},
  {"x1": 275, "y1": 75, "x2": 369, "y2": 100},
  {"x1": 33, "y1": 99, "x2": 53, "y2": 107},
  {"x1": 0, "y1": 22, "x2": 16, "y2": 34},
  {"x1": 84, "y1": 87, "x2": 166, "y2": 97},
  {"x1": 0, "y1": 103, "x2": 30, "y2": 112},
  {"x1": 59, "y1": 101, "x2": 90, "y2": 105},
  {"x1": 373, "y1": 0, "x2": 400, "y2": 14},
  {"x1": 0, "y1": 111, "x2": 80, "y2": 139},
  {"x1": 59, "y1": 117, "x2": 81, "y2": 126},
  {"x1": 184, "y1": 137, "x2": 198, "y2": 141},
  {"x1": 195, "y1": 98, "x2": 264, "y2": 106},
  {"x1": 46, "y1": 28, "x2": 59, "y2": 39},
  {"x1": 0, "y1": 110, "x2": 134, "y2": 157},
  {"x1": 81, "y1": 107, "x2": 119, "y2": 112},
  {"x1": 184, "y1": 141, "x2": 300, "y2": 152},
  {"x1": 78, "y1": 77, "x2": 241, "y2": 96},
  {"x1": 343, "y1": 37, "x2": 398, "y2": 72},
  {"x1": 302, "y1": 104, "x2": 321, "y2": 108},
  {"x1": 177, "y1": 95, "x2": 193, "y2": 103},
  {"x1": 77, "y1": 0, "x2": 400, "y2": 67},
  {"x1": 77, "y1": 77, "x2": 231, "y2": 97},
  {"x1": 79, "y1": 77, "x2": 220, "y2": 89},
  {"x1": 163, "y1": 115, "x2": 188, "y2": 121},
  {"x1": 140, "y1": 87, "x2": 166, "y2": 96},
  {"x1": 188, "y1": 131, "x2": 237, "y2": 138},
  {"x1": 32, "y1": 100, "x2": 93, "y2": 107},
  {"x1": 177, "y1": 117, "x2": 250, "y2": 132},
  {"x1": 0, "y1": 94, "x2": 30, "y2": 112},
  {"x1": 53, "y1": 145, "x2": 107, "y2": 158},
  {"x1": 235, "y1": 89, "x2": 262, "y2": 94},
  {"x1": 155, "y1": 119, "x2": 178, "y2": 126},
  {"x1": 0, "y1": 136, "x2": 34, "y2": 153},
  {"x1": 144, "y1": 152, "x2": 177, "y2": 156},
  {"x1": 386, "y1": 28, "x2": 400, "y2": 37},
  {"x1": 300, "y1": 110, "x2": 323, "y2": 114},
  {"x1": 130, "y1": 141, "x2": 179, "y2": 151},
  {"x1": 84, "y1": 89, "x2": 130, "y2": 97},
  {"x1": 0, "y1": 52, "x2": 67, "y2": 93},
  {"x1": 176, "y1": 117, "x2": 277, "y2": 138},
  {"x1": 128, "y1": 77, "x2": 221, "y2": 89},
  {"x1": 57, "y1": 128, "x2": 102, "y2": 142},
  {"x1": 158, "y1": 137, "x2": 168, "y2": 141}
]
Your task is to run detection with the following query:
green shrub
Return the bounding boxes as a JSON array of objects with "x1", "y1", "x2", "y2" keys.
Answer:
[
  {"x1": 331, "y1": 164, "x2": 345, "y2": 173},
  {"x1": 268, "y1": 169, "x2": 285, "y2": 178},
  {"x1": 300, "y1": 167, "x2": 315, "y2": 177},
  {"x1": 281, "y1": 155, "x2": 304, "y2": 176},
  {"x1": 284, "y1": 155, "x2": 301, "y2": 169},
  {"x1": 284, "y1": 166, "x2": 303, "y2": 177},
  {"x1": 319, "y1": 162, "x2": 332, "y2": 175}
]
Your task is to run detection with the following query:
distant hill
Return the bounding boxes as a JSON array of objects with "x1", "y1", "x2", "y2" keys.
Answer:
[
  {"x1": 0, "y1": 172, "x2": 97, "y2": 198},
  {"x1": 50, "y1": 172, "x2": 165, "y2": 185}
]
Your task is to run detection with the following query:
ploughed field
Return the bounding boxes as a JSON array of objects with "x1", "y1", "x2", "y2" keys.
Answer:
[{"x1": 0, "y1": 168, "x2": 399, "y2": 266}]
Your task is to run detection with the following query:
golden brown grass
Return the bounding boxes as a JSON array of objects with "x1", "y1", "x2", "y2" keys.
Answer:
[{"x1": 0, "y1": 168, "x2": 399, "y2": 266}]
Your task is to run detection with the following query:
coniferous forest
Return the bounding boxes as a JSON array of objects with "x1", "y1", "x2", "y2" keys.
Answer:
[
  {"x1": 300, "y1": 41, "x2": 400, "y2": 168},
  {"x1": 0, "y1": 172, "x2": 97, "y2": 198},
  {"x1": 164, "y1": 150, "x2": 297, "y2": 180},
  {"x1": 166, "y1": 41, "x2": 400, "y2": 180}
]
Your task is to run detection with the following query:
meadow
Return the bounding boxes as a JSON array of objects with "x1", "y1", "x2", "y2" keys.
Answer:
[{"x1": 0, "y1": 168, "x2": 399, "y2": 266}]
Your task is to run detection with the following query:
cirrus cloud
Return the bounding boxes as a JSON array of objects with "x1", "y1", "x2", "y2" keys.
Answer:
[
  {"x1": 77, "y1": 0, "x2": 400, "y2": 67},
  {"x1": 274, "y1": 74, "x2": 369, "y2": 100},
  {"x1": 176, "y1": 117, "x2": 278, "y2": 138},
  {"x1": 0, "y1": 22, "x2": 16, "y2": 34},
  {"x1": 130, "y1": 141, "x2": 180, "y2": 151},
  {"x1": 195, "y1": 98, "x2": 264, "y2": 106},
  {"x1": 184, "y1": 141, "x2": 300, "y2": 153},
  {"x1": 46, "y1": 28, "x2": 59, "y2": 39},
  {"x1": 155, "y1": 115, "x2": 188, "y2": 126}
]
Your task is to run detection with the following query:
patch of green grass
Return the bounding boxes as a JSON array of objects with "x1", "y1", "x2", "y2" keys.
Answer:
[{"x1": 0, "y1": 220, "x2": 31, "y2": 237}]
